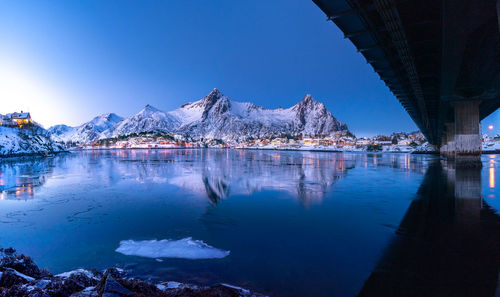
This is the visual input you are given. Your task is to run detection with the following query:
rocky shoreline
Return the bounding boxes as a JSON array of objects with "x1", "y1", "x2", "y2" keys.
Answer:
[{"x1": 0, "y1": 248, "x2": 264, "y2": 297}]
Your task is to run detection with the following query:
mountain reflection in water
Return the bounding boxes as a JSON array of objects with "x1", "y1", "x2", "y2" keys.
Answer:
[
  {"x1": 0, "y1": 149, "x2": 357, "y2": 206},
  {"x1": 0, "y1": 150, "x2": 499, "y2": 296}
]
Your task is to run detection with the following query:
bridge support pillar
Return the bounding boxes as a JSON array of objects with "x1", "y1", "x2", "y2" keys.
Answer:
[
  {"x1": 454, "y1": 100, "x2": 482, "y2": 168},
  {"x1": 445, "y1": 122, "x2": 455, "y2": 159},
  {"x1": 439, "y1": 136, "x2": 448, "y2": 156}
]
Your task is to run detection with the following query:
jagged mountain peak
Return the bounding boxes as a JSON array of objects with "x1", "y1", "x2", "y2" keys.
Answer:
[
  {"x1": 292, "y1": 94, "x2": 324, "y2": 111},
  {"x1": 140, "y1": 104, "x2": 161, "y2": 114},
  {"x1": 300, "y1": 94, "x2": 318, "y2": 104},
  {"x1": 188, "y1": 88, "x2": 225, "y2": 110},
  {"x1": 210, "y1": 88, "x2": 222, "y2": 96},
  {"x1": 302, "y1": 94, "x2": 313, "y2": 102}
]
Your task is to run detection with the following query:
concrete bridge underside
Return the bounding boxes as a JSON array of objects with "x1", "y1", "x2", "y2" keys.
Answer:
[{"x1": 314, "y1": 0, "x2": 500, "y2": 164}]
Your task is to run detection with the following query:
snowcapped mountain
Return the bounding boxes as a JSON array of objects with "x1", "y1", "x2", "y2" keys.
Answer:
[
  {"x1": 48, "y1": 89, "x2": 348, "y2": 143},
  {"x1": 48, "y1": 113, "x2": 123, "y2": 143},
  {"x1": 46, "y1": 125, "x2": 76, "y2": 143},
  {"x1": 102, "y1": 105, "x2": 179, "y2": 138},
  {"x1": 170, "y1": 89, "x2": 348, "y2": 141}
]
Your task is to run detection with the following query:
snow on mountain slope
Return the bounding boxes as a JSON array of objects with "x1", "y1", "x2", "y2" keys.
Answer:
[
  {"x1": 103, "y1": 105, "x2": 179, "y2": 138},
  {"x1": 0, "y1": 126, "x2": 65, "y2": 157},
  {"x1": 48, "y1": 113, "x2": 123, "y2": 143},
  {"x1": 75, "y1": 113, "x2": 123, "y2": 143},
  {"x1": 171, "y1": 89, "x2": 348, "y2": 141},
  {"x1": 47, "y1": 125, "x2": 76, "y2": 143},
  {"x1": 48, "y1": 88, "x2": 349, "y2": 143}
]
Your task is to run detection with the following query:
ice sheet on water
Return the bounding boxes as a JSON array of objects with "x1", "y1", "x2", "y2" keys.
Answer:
[{"x1": 115, "y1": 237, "x2": 230, "y2": 259}]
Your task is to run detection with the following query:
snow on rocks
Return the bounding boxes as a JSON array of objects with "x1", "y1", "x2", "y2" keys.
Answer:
[
  {"x1": 0, "y1": 126, "x2": 65, "y2": 158},
  {"x1": 413, "y1": 142, "x2": 438, "y2": 154},
  {"x1": 0, "y1": 247, "x2": 263, "y2": 297},
  {"x1": 115, "y1": 237, "x2": 230, "y2": 259},
  {"x1": 55, "y1": 269, "x2": 101, "y2": 281}
]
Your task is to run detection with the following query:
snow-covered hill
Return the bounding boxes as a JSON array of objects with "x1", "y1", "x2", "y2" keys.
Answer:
[
  {"x1": 48, "y1": 113, "x2": 123, "y2": 143},
  {"x1": 102, "y1": 105, "x2": 179, "y2": 139},
  {"x1": 0, "y1": 126, "x2": 65, "y2": 157},
  {"x1": 46, "y1": 125, "x2": 76, "y2": 143},
  {"x1": 48, "y1": 89, "x2": 349, "y2": 143}
]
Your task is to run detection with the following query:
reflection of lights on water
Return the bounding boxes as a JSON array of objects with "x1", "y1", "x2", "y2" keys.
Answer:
[
  {"x1": 490, "y1": 155, "x2": 496, "y2": 189},
  {"x1": 490, "y1": 167, "x2": 495, "y2": 188},
  {"x1": 0, "y1": 192, "x2": 4, "y2": 200},
  {"x1": 373, "y1": 154, "x2": 377, "y2": 165},
  {"x1": 11, "y1": 184, "x2": 35, "y2": 200},
  {"x1": 404, "y1": 154, "x2": 410, "y2": 169}
]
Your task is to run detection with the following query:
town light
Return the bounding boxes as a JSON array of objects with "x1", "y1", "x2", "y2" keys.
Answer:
[{"x1": 489, "y1": 125, "x2": 494, "y2": 130}]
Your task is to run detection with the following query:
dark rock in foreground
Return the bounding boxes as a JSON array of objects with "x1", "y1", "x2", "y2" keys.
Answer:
[{"x1": 0, "y1": 248, "x2": 265, "y2": 297}]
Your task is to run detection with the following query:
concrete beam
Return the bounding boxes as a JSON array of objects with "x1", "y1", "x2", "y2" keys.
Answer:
[{"x1": 454, "y1": 100, "x2": 482, "y2": 167}]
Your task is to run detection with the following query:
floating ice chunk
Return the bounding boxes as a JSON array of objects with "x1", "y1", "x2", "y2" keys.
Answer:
[{"x1": 115, "y1": 237, "x2": 230, "y2": 259}]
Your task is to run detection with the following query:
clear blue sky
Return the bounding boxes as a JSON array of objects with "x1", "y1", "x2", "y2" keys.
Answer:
[{"x1": 0, "y1": 0, "x2": 497, "y2": 137}]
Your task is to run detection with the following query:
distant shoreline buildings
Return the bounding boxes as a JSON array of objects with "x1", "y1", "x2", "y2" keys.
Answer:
[
  {"x1": 3, "y1": 109, "x2": 500, "y2": 155},
  {"x1": 75, "y1": 130, "x2": 429, "y2": 153}
]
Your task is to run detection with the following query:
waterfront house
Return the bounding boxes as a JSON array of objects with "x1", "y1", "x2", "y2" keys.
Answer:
[{"x1": 1, "y1": 112, "x2": 32, "y2": 128}]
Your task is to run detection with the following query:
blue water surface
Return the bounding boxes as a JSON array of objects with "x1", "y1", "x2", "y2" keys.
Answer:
[{"x1": 0, "y1": 149, "x2": 495, "y2": 296}]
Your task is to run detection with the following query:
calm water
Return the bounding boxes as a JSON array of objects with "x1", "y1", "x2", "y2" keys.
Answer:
[{"x1": 0, "y1": 149, "x2": 499, "y2": 296}]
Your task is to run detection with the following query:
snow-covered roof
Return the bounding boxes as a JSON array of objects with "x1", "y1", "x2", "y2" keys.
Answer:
[{"x1": 5, "y1": 112, "x2": 30, "y2": 119}]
